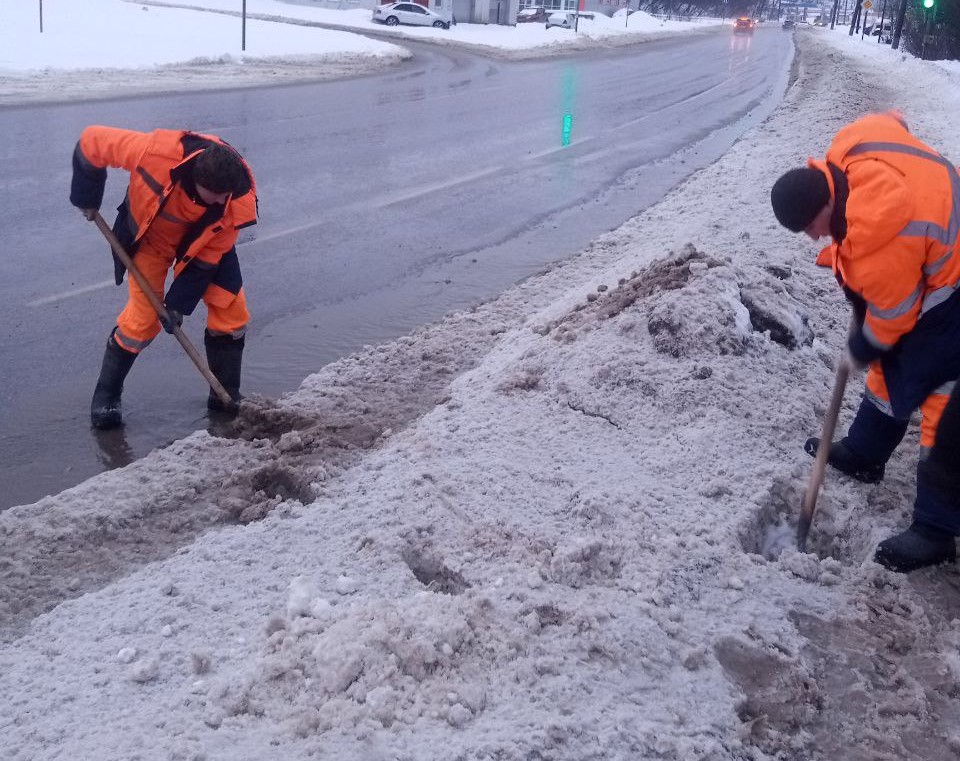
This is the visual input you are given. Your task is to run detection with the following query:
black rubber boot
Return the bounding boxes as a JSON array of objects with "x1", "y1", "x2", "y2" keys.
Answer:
[
  {"x1": 874, "y1": 522, "x2": 957, "y2": 573},
  {"x1": 205, "y1": 331, "x2": 244, "y2": 412},
  {"x1": 804, "y1": 437, "x2": 886, "y2": 484},
  {"x1": 90, "y1": 332, "x2": 137, "y2": 429}
]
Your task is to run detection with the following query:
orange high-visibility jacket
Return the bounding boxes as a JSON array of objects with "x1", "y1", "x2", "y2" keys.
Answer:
[
  {"x1": 813, "y1": 112, "x2": 960, "y2": 360},
  {"x1": 71, "y1": 126, "x2": 257, "y2": 302}
]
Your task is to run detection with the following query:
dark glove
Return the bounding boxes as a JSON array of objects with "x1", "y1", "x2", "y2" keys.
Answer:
[
  {"x1": 70, "y1": 142, "x2": 106, "y2": 211},
  {"x1": 159, "y1": 308, "x2": 183, "y2": 335},
  {"x1": 843, "y1": 350, "x2": 867, "y2": 372},
  {"x1": 847, "y1": 324, "x2": 883, "y2": 368}
]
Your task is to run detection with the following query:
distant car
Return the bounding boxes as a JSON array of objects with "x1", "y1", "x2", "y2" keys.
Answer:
[
  {"x1": 545, "y1": 11, "x2": 593, "y2": 29},
  {"x1": 733, "y1": 16, "x2": 755, "y2": 33},
  {"x1": 372, "y1": 2, "x2": 451, "y2": 28},
  {"x1": 517, "y1": 6, "x2": 547, "y2": 22},
  {"x1": 782, "y1": 18, "x2": 795, "y2": 29},
  {"x1": 871, "y1": 20, "x2": 893, "y2": 42}
]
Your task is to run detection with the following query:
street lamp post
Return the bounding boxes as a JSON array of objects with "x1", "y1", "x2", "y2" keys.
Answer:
[{"x1": 242, "y1": 0, "x2": 247, "y2": 51}]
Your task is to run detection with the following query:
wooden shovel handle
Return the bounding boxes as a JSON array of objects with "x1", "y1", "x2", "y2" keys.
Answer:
[
  {"x1": 797, "y1": 357, "x2": 851, "y2": 550},
  {"x1": 91, "y1": 212, "x2": 234, "y2": 408}
]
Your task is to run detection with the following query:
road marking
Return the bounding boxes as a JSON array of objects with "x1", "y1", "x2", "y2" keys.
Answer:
[
  {"x1": 27, "y1": 279, "x2": 116, "y2": 307},
  {"x1": 245, "y1": 139, "x2": 607, "y2": 245},
  {"x1": 369, "y1": 166, "x2": 504, "y2": 208}
]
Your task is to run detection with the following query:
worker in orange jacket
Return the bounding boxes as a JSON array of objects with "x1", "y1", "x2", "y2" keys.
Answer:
[
  {"x1": 70, "y1": 126, "x2": 257, "y2": 429},
  {"x1": 771, "y1": 111, "x2": 960, "y2": 572}
]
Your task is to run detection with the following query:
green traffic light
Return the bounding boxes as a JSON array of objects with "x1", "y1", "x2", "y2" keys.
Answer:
[{"x1": 922, "y1": 0, "x2": 934, "y2": 7}]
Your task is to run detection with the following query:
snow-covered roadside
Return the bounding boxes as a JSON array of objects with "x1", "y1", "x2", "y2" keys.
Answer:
[
  {"x1": 144, "y1": 0, "x2": 724, "y2": 58},
  {"x1": 0, "y1": 54, "x2": 408, "y2": 106},
  {"x1": 5, "y1": 31, "x2": 960, "y2": 760},
  {"x1": 0, "y1": 0, "x2": 409, "y2": 106},
  {"x1": 0, "y1": 0, "x2": 722, "y2": 105}
]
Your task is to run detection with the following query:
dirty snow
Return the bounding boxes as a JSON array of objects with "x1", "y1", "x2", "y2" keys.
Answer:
[{"x1": 3, "y1": 8, "x2": 960, "y2": 761}]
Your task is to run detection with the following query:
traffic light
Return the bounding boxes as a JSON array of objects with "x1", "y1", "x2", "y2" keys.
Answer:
[{"x1": 922, "y1": 0, "x2": 934, "y2": 7}]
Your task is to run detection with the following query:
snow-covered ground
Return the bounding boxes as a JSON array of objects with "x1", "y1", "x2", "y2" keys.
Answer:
[
  {"x1": 4, "y1": 4, "x2": 960, "y2": 759},
  {"x1": 0, "y1": 0, "x2": 721, "y2": 103},
  {"x1": 151, "y1": 0, "x2": 722, "y2": 52},
  {"x1": 0, "y1": 0, "x2": 410, "y2": 104}
]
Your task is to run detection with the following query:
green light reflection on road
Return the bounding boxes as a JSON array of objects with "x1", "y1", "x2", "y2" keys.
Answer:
[
  {"x1": 560, "y1": 67, "x2": 577, "y2": 147},
  {"x1": 561, "y1": 113, "x2": 573, "y2": 146}
]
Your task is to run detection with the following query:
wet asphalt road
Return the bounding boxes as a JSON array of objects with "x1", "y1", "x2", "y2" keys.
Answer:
[{"x1": 0, "y1": 29, "x2": 792, "y2": 509}]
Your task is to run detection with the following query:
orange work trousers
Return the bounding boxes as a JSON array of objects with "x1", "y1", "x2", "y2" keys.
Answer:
[
  {"x1": 113, "y1": 242, "x2": 248, "y2": 354},
  {"x1": 866, "y1": 365, "x2": 950, "y2": 450}
]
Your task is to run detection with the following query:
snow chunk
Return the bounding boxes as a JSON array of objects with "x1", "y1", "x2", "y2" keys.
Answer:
[
  {"x1": 286, "y1": 576, "x2": 333, "y2": 619},
  {"x1": 117, "y1": 647, "x2": 137, "y2": 664},
  {"x1": 129, "y1": 657, "x2": 159, "y2": 684}
]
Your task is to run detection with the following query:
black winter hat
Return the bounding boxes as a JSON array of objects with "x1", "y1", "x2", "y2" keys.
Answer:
[{"x1": 770, "y1": 167, "x2": 830, "y2": 233}]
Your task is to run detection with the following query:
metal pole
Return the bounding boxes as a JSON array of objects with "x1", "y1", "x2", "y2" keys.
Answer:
[
  {"x1": 242, "y1": 0, "x2": 247, "y2": 51},
  {"x1": 39, "y1": 0, "x2": 43, "y2": 33}
]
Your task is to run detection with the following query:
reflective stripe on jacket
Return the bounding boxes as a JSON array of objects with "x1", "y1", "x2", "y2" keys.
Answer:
[{"x1": 817, "y1": 112, "x2": 960, "y2": 360}]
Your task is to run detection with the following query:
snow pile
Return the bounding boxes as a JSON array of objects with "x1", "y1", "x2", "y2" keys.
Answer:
[
  {"x1": 0, "y1": 0, "x2": 405, "y2": 70},
  {"x1": 0, "y1": 0, "x2": 409, "y2": 104}
]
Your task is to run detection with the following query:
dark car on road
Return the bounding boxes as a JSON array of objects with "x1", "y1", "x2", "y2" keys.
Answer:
[
  {"x1": 782, "y1": 17, "x2": 795, "y2": 29},
  {"x1": 517, "y1": 6, "x2": 547, "y2": 22}
]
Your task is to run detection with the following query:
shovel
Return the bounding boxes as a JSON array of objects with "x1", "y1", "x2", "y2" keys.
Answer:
[
  {"x1": 797, "y1": 355, "x2": 851, "y2": 551},
  {"x1": 90, "y1": 211, "x2": 236, "y2": 411}
]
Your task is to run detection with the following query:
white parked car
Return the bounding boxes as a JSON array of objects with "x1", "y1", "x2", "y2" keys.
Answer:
[
  {"x1": 372, "y1": 2, "x2": 451, "y2": 28},
  {"x1": 545, "y1": 11, "x2": 593, "y2": 29}
]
